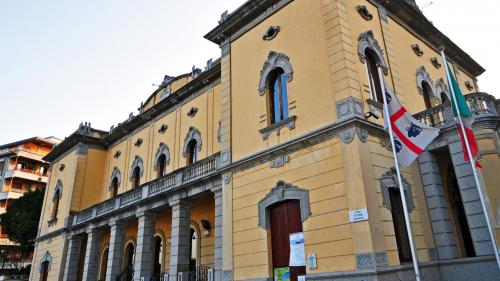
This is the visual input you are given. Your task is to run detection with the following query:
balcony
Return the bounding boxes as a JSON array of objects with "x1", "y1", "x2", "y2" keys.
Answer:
[
  {"x1": 414, "y1": 92, "x2": 499, "y2": 128},
  {"x1": 4, "y1": 166, "x2": 48, "y2": 183},
  {"x1": 71, "y1": 153, "x2": 221, "y2": 226}
]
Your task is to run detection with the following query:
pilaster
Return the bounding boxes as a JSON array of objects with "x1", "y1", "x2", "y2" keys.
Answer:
[
  {"x1": 134, "y1": 211, "x2": 156, "y2": 281},
  {"x1": 63, "y1": 235, "x2": 84, "y2": 281},
  {"x1": 213, "y1": 186, "x2": 223, "y2": 281},
  {"x1": 168, "y1": 200, "x2": 192, "y2": 281},
  {"x1": 106, "y1": 221, "x2": 127, "y2": 281},
  {"x1": 82, "y1": 228, "x2": 103, "y2": 281}
]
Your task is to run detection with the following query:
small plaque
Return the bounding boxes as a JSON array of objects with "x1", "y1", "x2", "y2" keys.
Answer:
[
  {"x1": 349, "y1": 208, "x2": 369, "y2": 222},
  {"x1": 307, "y1": 254, "x2": 317, "y2": 270}
]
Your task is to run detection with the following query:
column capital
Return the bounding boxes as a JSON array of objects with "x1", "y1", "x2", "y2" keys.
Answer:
[
  {"x1": 85, "y1": 226, "x2": 103, "y2": 235},
  {"x1": 211, "y1": 184, "x2": 223, "y2": 194},
  {"x1": 109, "y1": 219, "x2": 127, "y2": 228},
  {"x1": 169, "y1": 199, "x2": 191, "y2": 208},
  {"x1": 136, "y1": 210, "x2": 156, "y2": 219}
]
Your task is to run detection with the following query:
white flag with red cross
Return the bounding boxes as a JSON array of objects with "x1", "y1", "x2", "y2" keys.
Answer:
[{"x1": 384, "y1": 83, "x2": 440, "y2": 168}]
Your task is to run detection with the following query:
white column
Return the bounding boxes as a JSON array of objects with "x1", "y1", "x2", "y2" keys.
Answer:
[
  {"x1": 134, "y1": 211, "x2": 156, "y2": 281},
  {"x1": 82, "y1": 228, "x2": 103, "y2": 281},
  {"x1": 106, "y1": 221, "x2": 126, "y2": 281},
  {"x1": 168, "y1": 200, "x2": 191, "y2": 281},
  {"x1": 213, "y1": 187, "x2": 223, "y2": 281}
]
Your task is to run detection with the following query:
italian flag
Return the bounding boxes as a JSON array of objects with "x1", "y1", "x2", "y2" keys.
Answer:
[{"x1": 447, "y1": 65, "x2": 481, "y2": 168}]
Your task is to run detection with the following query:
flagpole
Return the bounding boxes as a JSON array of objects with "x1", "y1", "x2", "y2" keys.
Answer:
[
  {"x1": 440, "y1": 49, "x2": 500, "y2": 271},
  {"x1": 377, "y1": 66, "x2": 422, "y2": 281}
]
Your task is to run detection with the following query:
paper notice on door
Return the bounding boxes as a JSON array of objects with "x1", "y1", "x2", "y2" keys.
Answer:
[
  {"x1": 289, "y1": 232, "x2": 306, "y2": 266},
  {"x1": 297, "y1": 276, "x2": 306, "y2": 281}
]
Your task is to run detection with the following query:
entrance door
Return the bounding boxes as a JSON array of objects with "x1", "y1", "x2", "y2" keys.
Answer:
[
  {"x1": 39, "y1": 261, "x2": 49, "y2": 281},
  {"x1": 448, "y1": 166, "x2": 476, "y2": 257},
  {"x1": 389, "y1": 188, "x2": 412, "y2": 263},
  {"x1": 270, "y1": 200, "x2": 306, "y2": 281}
]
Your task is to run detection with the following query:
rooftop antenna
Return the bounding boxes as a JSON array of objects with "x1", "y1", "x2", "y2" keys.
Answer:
[{"x1": 421, "y1": 1, "x2": 434, "y2": 10}]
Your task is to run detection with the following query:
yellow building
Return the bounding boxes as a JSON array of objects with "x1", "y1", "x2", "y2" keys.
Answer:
[{"x1": 31, "y1": 1, "x2": 500, "y2": 281}]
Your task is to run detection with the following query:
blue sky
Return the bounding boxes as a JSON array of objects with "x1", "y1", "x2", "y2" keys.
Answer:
[{"x1": 0, "y1": 0, "x2": 498, "y2": 144}]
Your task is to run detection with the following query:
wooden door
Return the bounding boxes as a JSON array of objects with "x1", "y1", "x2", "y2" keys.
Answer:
[
  {"x1": 270, "y1": 200, "x2": 306, "y2": 281},
  {"x1": 39, "y1": 261, "x2": 49, "y2": 281}
]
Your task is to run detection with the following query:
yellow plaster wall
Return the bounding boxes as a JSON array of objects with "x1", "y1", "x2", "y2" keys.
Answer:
[
  {"x1": 78, "y1": 149, "x2": 107, "y2": 210},
  {"x1": 346, "y1": 0, "x2": 477, "y2": 115},
  {"x1": 231, "y1": 140, "x2": 350, "y2": 280},
  {"x1": 30, "y1": 234, "x2": 66, "y2": 281},
  {"x1": 230, "y1": 0, "x2": 335, "y2": 161}
]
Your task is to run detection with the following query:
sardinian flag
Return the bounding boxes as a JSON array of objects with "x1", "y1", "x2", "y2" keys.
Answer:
[{"x1": 384, "y1": 83, "x2": 440, "y2": 168}]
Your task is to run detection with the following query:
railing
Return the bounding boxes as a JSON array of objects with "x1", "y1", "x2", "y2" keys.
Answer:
[
  {"x1": 414, "y1": 92, "x2": 498, "y2": 128},
  {"x1": 116, "y1": 265, "x2": 134, "y2": 281},
  {"x1": 185, "y1": 266, "x2": 213, "y2": 281},
  {"x1": 183, "y1": 156, "x2": 217, "y2": 182},
  {"x1": 72, "y1": 153, "x2": 220, "y2": 226}
]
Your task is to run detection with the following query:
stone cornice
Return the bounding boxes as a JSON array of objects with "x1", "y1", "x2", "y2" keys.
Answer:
[
  {"x1": 44, "y1": 60, "x2": 221, "y2": 163},
  {"x1": 205, "y1": 0, "x2": 484, "y2": 77}
]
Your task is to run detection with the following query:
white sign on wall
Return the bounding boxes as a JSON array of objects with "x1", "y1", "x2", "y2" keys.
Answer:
[{"x1": 349, "y1": 208, "x2": 369, "y2": 222}]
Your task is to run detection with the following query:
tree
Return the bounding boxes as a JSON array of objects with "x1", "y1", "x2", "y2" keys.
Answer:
[{"x1": 0, "y1": 188, "x2": 45, "y2": 248}]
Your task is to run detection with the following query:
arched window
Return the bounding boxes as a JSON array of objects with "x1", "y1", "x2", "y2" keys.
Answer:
[
  {"x1": 132, "y1": 167, "x2": 141, "y2": 188},
  {"x1": 186, "y1": 140, "x2": 198, "y2": 165},
  {"x1": 365, "y1": 49, "x2": 383, "y2": 103},
  {"x1": 123, "y1": 241, "x2": 135, "y2": 281},
  {"x1": 440, "y1": 92, "x2": 449, "y2": 103},
  {"x1": 51, "y1": 181, "x2": 62, "y2": 221},
  {"x1": 111, "y1": 177, "x2": 119, "y2": 198},
  {"x1": 157, "y1": 154, "x2": 167, "y2": 178},
  {"x1": 422, "y1": 81, "x2": 434, "y2": 109},
  {"x1": 268, "y1": 68, "x2": 289, "y2": 124}
]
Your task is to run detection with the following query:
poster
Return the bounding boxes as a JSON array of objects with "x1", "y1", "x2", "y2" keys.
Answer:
[
  {"x1": 274, "y1": 267, "x2": 290, "y2": 281},
  {"x1": 289, "y1": 232, "x2": 306, "y2": 266},
  {"x1": 297, "y1": 276, "x2": 306, "y2": 281}
]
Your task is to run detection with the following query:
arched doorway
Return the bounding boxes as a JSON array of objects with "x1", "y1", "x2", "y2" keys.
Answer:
[
  {"x1": 189, "y1": 223, "x2": 200, "y2": 272},
  {"x1": 123, "y1": 242, "x2": 135, "y2": 281},
  {"x1": 99, "y1": 247, "x2": 109, "y2": 281},
  {"x1": 153, "y1": 234, "x2": 164, "y2": 280},
  {"x1": 157, "y1": 154, "x2": 167, "y2": 178},
  {"x1": 388, "y1": 188, "x2": 413, "y2": 263},
  {"x1": 186, "y1": 140, "x2": 198, "y2": 165},
  {"x1": 111, "y1": 177, "x2": 119, "y2": 198},
  {"x1": 447, "y1": 165, "x2": 476, "y2": 257},
  {"x1": 270, "y1": 200, "x2": 306, "y2": 281},
  {"x1": 39, "y1": 261, "x2": 49, "y2": 281},
  {"x1": 132, "y1": 167, "x2": 141, "y2": 188}
]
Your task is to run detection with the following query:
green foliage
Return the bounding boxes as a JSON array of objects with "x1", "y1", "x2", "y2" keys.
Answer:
[{"x1": 0, "y1": 188, "x2": 45, "y2": 248}]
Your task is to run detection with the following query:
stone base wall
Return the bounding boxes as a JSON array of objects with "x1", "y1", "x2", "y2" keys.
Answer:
[{"x1": 304, "y1": 256, "x2": 498, "y2": 281}]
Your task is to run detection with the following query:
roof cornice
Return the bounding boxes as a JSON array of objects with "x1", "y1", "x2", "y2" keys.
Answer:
[{"x1": 205, "y1": 0, "x2": 484, "y2": 77}]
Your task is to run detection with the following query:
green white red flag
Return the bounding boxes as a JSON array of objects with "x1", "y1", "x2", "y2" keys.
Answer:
[{"x1": 445, "y1": 63, "x2": 481, "y2": 168}]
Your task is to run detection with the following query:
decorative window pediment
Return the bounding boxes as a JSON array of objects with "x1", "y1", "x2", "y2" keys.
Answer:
[
  {"x1": 129, "y1": 156, "x2": 144, "y2": 179},
  {"x1": 153, "y1": 143, "x2": 170, "y2": 171},
  {"x1": 379, "y1": 168, "x2": 414, "y2": 212},
  {"x1": 416, "y1": 66, "x2": 436, "y2": 98},
  {"x1": 358, "y1": 30, "x2": 388, "y2": 75},
  {"x1": 258, "y1": 181, "x2": 311, "y2": 229},
  {"x1": 258, "y1": 51, "x2": 293, "y2": 96},
  {"x1": 182, "y1": 127, "x2": 202, "y2": 158},
  {"x1": 39, "y1": 251, "x2": 52, "y2": 273},
  {"x1": 53, "y1": 180, "x2": 63, "y2": 201},
  {"x1": 109, "y1": 167, "x2": 121, "y2": 189}
]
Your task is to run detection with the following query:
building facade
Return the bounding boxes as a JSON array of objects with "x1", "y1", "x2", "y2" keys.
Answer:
[
  {"x1": 0, "y1": 136, "x2": 59, "y2": 269},
  {"x1": 30, "y1": 1, "x2": 500, "y2": 281}
]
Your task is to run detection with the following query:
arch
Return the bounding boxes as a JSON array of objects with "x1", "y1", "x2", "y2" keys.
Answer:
[
  {"x1": 435, "y1": 78, "x2": 450, "y2": 103},
  {"x1": 358, "y1": 30, "x2": 388, "y2": 75},
  {"x1": 53, "y1": 180, "x2": 63, "y2": 201},
  {"x1": 267, "y1": 67, "x2": 289, "y2": 124},
  {"x1": 123, "y1": 238, "x2": 136, "y2": 268},
  {"x1": 189, "y1": 221, "x2": 201, "y2": 269},
  {"x1": 182, "y1": 127, "x2": 202, "y2": 158},
  {"x1": 129, "y1": 156, "x2": 144, "y2": 179},
  {"x1": 39, "y1": 251, "x2": 52, "y2": 273},
  {"x1": 258, "y1": 51, "x2": 293, "y2": 96},
  {"x1": 416, "y1": 66, "x2": 436, "y2": 99},
  {"x1": 109, "y1": 167, "x2": 121, "y2": 190},
  {"x1": 258, "y1": 181, "x2": 311, "y2": 229},
  {"x1": 153, "y1": 143, "x2": 170, "y2": 172},
  {"x1": 98, "y1": 246, "x2": 109, "y2": 281},
  {"x1": 379, "y1": 168, "x2": 414, "y2": 212},
  {"x1": 153, "y1": 230, "x2": 166, "y2": 275}
]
